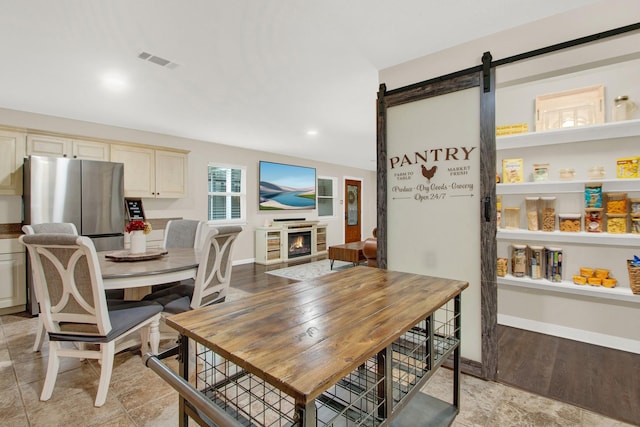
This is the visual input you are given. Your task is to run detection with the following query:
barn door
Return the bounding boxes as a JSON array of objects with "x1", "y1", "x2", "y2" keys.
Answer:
[{"x1": 377, "y1": 57, "x2": 496, "y2": 379}]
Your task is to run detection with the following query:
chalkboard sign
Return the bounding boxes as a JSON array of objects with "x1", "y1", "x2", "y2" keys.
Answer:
[{"x1": 124, "y1": 198, "x2": 146, "y2": 221}]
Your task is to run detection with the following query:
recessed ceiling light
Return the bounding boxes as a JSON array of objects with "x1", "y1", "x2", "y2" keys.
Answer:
[
  {"x1": 306, "y1": 129, "x2": 318, "y2": 136},
  {"x1": 101, "y1": 73, "x2": 128, "y2": 92}
]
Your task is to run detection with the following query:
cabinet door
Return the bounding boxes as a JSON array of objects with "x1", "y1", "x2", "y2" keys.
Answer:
[
  {"x1": 111, "y1": 144, "x2": 155, "y2": 197},
  {"x1": 72, "y1": 139, "x2": 110, "y2": 161},
  {"x1": 27, "y1": 134, "x2": 71, "y2": 157},
  {"x1": 0, "y1": 252, "x2": 26, "y2": 309},
  {"x1": 155, "y1": 150, "x2": 187, "y2": 198},
  {"x1": 0, "y1": 130, "x2": 26, "y2": 195}
]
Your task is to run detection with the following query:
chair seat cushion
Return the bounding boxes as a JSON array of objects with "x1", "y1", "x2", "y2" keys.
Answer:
[
  {"x1": 142, "y1": 280, "x2": 195, "y2": 314},
  {"x1": 49, "y1": 300, "x2": 162, "y2": 343}
]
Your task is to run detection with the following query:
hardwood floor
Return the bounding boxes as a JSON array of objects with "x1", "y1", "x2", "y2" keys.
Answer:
[
  {"x1": 231, "y1": 261, "x2": 640, "y2": 426},
  {"x1": 498, "y1": 324, "x2": 640, "y2": 426}
]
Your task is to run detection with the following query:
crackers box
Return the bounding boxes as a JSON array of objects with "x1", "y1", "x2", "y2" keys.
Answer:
[{"x1": 502, "y1": 158, "x2": 524, "y2": 184}]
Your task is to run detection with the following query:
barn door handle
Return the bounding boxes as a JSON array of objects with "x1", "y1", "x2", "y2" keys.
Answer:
[{"x1": 484, "y1": 196, "x2": 491, "y2": 222}]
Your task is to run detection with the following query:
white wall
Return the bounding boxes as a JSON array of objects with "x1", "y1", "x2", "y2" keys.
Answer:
[
  {"x1": 0, "y1": 107, "x2": 376, "y2": 263},
  {"x1": 379, "y1": 0, "x2": 640, "y2": 90}
]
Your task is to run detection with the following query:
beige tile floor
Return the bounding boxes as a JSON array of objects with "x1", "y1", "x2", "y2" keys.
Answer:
[{"x1": 1, "y1": 291, "x2": 633, "y2": 427}]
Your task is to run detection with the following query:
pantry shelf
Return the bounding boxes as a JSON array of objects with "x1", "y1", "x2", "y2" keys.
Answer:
[
  {"x1": 496, "y1": 119, "x2": 640, "y2": 150},
  {"x1": 497, "y1": 229, "x2": 640, "y2": 247},
  {"x1": 498, "y1": 275, "x2": 639, "y2": 303},
  {"x1": 497, "y1": 178, "x2": 640, "y2": 195}
]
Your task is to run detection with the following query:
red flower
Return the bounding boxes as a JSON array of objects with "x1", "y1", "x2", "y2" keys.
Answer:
[{"x1": 125, "y1": 220, "x2": 151, "y2": 234}]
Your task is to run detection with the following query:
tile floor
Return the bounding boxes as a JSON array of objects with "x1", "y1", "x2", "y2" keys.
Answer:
[{"x1": 0, "y1": 289, "x2": 633, "y2": 426}]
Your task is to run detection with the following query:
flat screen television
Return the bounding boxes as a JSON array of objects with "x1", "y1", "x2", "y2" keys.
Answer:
[{"x1": 259, "y1": 161, "x2": 316, "y2": 210}]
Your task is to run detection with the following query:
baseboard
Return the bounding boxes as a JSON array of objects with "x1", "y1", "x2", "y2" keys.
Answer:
[
  {"x1": 233, "y1": 258, "x2": 255, "y2": 265},
  {"x1": 498, "y1": 314, "x2": 640, "y2": 354}
]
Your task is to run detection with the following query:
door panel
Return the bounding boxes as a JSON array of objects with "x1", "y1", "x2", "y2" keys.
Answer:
[{"x1": 344, "y1": 179, "x2": 361, "y2": 242}]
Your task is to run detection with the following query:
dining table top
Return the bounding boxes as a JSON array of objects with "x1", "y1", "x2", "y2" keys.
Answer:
[
  {"x1": 98, "y1": 247, "x2": 199, "y2": 290},
  {"x1": 165, "y1": 265, "x2": 468, "y2": 404}
]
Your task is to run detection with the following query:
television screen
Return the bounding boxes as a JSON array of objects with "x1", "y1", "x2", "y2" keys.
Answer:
[{"x1": 259, "y1": 161, "x2": 316, "y2": 210}]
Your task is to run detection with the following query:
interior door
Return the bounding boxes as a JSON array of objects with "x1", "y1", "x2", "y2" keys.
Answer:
[{"x1": 344, "y1": 179, "x2": 361, "y2": 242}]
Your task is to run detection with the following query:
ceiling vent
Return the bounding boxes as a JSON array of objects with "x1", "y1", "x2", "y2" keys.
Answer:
[{"x1": 137, "y1": 51, "x2": 179, "y2": 69}]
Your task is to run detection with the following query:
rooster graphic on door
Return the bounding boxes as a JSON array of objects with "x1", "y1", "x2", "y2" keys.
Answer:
[{"x1": 421, "y1": 164, "x2": 437, "y2": 182}]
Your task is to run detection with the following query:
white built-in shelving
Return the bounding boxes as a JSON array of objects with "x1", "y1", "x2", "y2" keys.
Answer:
[
  {"x1": 498, "y1": 274, "x2": 638, "y2": 303},
  {"x1": 496, "y1": 119, "x2": 640, "y2": 302},
  {"x1": 497, "y1": 118, "x2": 640, "y2": 150}
]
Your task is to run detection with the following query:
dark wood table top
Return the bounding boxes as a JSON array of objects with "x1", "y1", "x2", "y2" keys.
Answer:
[{"x1": 166, "y1": 266, "x2": 468, "y2": 404}]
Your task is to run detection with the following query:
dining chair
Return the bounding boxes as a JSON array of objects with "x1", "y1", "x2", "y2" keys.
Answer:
[
  {"x1": 24, "y1": 223, "x2": 80, "y2": 352},
  {"x1": 20, "y1": 233, "x2": 163, "y2": 407},
  {"x1": 143, "y1": 225, "x2": 243, "y2": 317},
  {"x1": 163, "y1": 219, "x2": 207, "y2": 250}
]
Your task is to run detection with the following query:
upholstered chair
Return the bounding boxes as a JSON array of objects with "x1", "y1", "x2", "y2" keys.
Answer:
[{"x1": 20, "y1": 233, "x2": 162, "y2": 407}]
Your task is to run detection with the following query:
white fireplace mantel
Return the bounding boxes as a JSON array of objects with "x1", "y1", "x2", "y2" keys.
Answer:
[{"x1": 255, "y1": 221, "x2": 327, "y2": 265}]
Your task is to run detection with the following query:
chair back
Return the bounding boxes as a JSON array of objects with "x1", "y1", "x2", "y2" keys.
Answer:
[
  {"x1": 163, "y1": 219, "x2": 206, "y2": 249},
  {"x1": 191, "y1": 226, "x2": 243, "y2": 309},
  {"x1": 20, "y1": 234, "x2": 112, "y2": 337},
  {"x1": 23, "y1": 222, "x2": 79, "y2": 235}
]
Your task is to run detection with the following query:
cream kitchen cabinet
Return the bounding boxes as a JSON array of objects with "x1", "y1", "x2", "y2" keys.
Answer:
[
  {"x1": 0, "y1": 239, "x2": 26, "y2": 313},
  {"x1": 110, "y1": 144, "x2": 188, "y2": 198},
  {"x1": 0, "y1": 130, "x2": 26, "y2": 195},
  {"x1": 27, "y1": 134, "x2": 110, "y2": 161}
]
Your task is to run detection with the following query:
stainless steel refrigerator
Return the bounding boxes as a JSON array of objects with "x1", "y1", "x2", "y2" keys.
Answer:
[{"x1": 23, "y1": 155, "x2": 125, "y2": 313}]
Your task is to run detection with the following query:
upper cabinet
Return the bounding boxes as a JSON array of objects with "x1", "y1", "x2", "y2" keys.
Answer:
[
  {"x1": 0, "y1": 130, "x2": 26, "y2": 195},
  {"x1": 27, "y1": 134, "x2": 110, "y2": 161},
  {"x1": 111, "y1": 144, "x2": 188, "y2": 198}
]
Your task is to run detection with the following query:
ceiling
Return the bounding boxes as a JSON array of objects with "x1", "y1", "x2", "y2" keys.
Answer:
[{"x1": 0, "y1": 1, "x2": 599, "y2": 171}]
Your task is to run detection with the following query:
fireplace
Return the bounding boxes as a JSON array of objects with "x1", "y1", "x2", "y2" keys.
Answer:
[{"x1": 288, "y1": 231, "x2": 312, "y2": 259}]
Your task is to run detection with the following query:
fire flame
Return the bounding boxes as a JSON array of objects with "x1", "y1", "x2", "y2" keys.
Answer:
[{"x1": 290, "y1": 236, "x2": 305, "y2": 252}]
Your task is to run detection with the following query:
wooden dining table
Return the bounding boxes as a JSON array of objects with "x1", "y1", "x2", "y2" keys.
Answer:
[
  {"x1": 99, "y1": 247, "x2": 199, "y2": 300},
  {"x1": 148, "y1": 266, "x2": 468, "y2": 427}
]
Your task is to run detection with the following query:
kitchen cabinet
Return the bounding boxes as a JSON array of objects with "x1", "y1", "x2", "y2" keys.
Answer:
[
  {"x1": 27, "y1": 134, "x2": 110, "y2": 160},
  {"x1": 110, "y1": 144, "x2": 188, "y2": 198},
  {"x1": 0, "y1": 130, "x2": 26, "y2": 195},
  {"x1": 0, "y1": 239, "x2": 26, "y2": 313}
]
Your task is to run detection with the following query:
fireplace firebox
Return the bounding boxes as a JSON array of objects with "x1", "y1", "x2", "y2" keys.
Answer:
[{"x1": 288, "y1": 231, "x2": 312, "y2": 259}]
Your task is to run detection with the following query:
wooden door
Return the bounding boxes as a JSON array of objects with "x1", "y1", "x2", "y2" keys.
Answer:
[{"x1": 344, "y1": 179, "x2": 361, "y2": 242}]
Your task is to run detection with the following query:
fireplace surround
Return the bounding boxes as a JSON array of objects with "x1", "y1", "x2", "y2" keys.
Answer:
[{"x1": 255, "y1": 221, "x2": 327, "y2": 265}]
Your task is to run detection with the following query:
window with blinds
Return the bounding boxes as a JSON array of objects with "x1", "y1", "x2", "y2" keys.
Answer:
[
  {"x1": 208, "y1": 164, "x2": 246, "y2": 223},
  {"x1": 317, "y1": 177, "x2": 335, "y2": 217}
]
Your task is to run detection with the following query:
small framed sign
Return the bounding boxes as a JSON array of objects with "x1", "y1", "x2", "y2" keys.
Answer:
[{"x1": 124, "y1": 198, "x2": 146, "y2": 221}]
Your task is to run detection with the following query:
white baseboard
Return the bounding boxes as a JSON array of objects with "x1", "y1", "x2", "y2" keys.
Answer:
[
  {"x1": 233, "y1": 258, "x2": 255, "y2": 266},
  {"x1": 498, "y1": 314, "x2": 640, "y2": 355}
]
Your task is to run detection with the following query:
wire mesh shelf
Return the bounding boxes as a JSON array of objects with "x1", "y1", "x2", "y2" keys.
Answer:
[{"x1": 189, "y1": 300, "x2": 460, "y2": 427}]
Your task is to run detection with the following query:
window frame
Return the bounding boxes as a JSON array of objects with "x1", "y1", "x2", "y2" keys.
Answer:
[
  {"x1": 207, "y1": 162, "x2": 247, "y2": 225},
  {"x1": 317, "y1": 176, "x2": 337, "y2": 219}
]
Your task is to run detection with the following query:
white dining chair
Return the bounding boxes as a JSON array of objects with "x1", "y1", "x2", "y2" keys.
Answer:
[
  {"x1": 142, "y1": 225, "x2": 243, "y2": 355},
  {"x1": 20, "y1": 233, "x2": 162, "y2": 407},
  {"x1": 23, "y1": 223, "x2": 79, "y2": 352}
]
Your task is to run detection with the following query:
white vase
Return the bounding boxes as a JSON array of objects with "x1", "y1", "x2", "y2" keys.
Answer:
[{"x1": 130, "y1": 230, "x2": 146, "y2": 254}]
